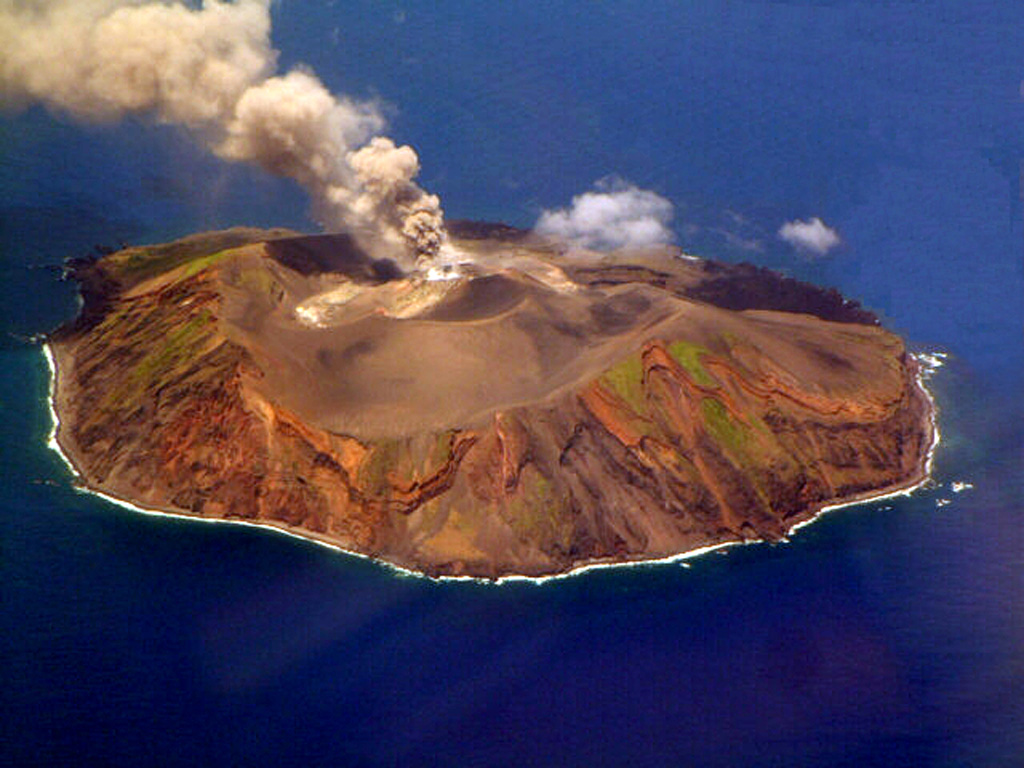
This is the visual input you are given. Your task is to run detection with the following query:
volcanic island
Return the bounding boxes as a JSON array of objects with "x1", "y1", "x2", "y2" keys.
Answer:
[{"x1": 47, "y1": 223, "x2": 936, "y2": 580}]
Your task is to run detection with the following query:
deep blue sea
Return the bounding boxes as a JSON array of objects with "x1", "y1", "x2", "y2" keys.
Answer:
[{"x1": 2, "y1": 1, "x2": 1022, "y2": 765}]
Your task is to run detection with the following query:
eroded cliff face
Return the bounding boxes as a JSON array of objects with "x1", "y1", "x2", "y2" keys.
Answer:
[{"x1": 51, "y1": 228, "x2": 933, "y2": 578}]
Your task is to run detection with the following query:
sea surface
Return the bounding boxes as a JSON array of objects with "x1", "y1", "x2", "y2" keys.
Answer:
[{"x1": 2, "y1": 1, "x2": 1023, "y2": 765}]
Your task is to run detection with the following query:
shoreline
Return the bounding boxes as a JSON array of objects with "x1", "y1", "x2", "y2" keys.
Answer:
[{"x1": 42, "y1": 342, "x2": 943, "y2": 586}]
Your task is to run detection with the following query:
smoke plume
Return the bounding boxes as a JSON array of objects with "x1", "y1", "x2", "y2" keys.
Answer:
[{"x1": 0, "y1": 0, "x2": 446, "y2": 262}]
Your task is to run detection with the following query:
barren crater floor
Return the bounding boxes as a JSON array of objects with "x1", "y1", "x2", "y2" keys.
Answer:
[{"x1": 50, "y1": 225, "x2": 935, "y2": 578}]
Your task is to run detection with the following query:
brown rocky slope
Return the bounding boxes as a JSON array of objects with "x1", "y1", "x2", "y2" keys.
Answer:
[{"x1": 49, "y1": 225, "x2": 934, "y2": 579}]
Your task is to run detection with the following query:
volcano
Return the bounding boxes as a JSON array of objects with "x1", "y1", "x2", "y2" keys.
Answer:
[{"x1": 48, "y1": 223, "x2": 935, "y2": 579}]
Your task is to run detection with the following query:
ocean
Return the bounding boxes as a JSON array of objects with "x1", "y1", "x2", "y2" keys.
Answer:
[{"x1": 2, "y1": 1, "x2": 1022, "y2": 765}]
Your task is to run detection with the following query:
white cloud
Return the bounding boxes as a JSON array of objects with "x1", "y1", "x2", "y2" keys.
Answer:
[
  {"x1": 778, "y1": 217, "x2": 841, "y2": 255},
  {"x1": 535, "y1": 177, "x2": 674, "y2": 250}
]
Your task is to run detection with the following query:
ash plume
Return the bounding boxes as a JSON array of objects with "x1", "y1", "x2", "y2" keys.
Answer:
[
  {"x1": 0, "y1": 0, "x2": 446, "y2": 263},
  {"x1": 348, "y1": 137, "x2": 445, "y2": 268}
]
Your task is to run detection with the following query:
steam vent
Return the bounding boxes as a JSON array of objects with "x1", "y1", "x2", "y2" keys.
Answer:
[{"x1": 49, "y1": 223, "x2": 935, "y2": 579}]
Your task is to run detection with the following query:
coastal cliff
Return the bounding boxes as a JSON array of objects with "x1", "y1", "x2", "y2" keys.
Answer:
[{"x1": 48, "y1": 226, "x2": 934, "y2": 579}]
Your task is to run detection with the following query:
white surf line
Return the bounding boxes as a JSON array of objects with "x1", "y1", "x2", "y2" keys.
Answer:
[
  {"x1": 41, "y1": 343, "x2": 946, "y2": 587},
  {"x1": 44, "y1": 342, "x2": 79, "y2": 478},
  {"x1": 915, "y1": 351, "x2": 948, "y2": 382},
  {"x1": 477, "y1": 538, "x2": 766, "y2": 586}
]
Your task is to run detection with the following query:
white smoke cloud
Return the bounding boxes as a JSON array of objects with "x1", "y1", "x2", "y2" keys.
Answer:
[
  {"x1": 535, "y1": 178, "x2": 675, "y2": 250},
  {"x1": 778, "y1": 217, "x2": 841, "y2": 255},
  {"x1": 0, "y1": 0, "x2": 445, "y2": 262}
]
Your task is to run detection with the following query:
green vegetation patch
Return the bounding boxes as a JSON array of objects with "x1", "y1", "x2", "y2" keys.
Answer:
[
  {"x1": 505, "y1": 470, "x2": 571, "y2": 548},
  {"x1": 180, "y1": 248, "x2": 235, "y2": 279},
  {"x1": 94, "y1": 299, "x2": 137, "y2": 338},
  {"x1": 104, "y1": 309, "x2": 216, "y2": 410},
  {"x1": 429, "y1": 431, "x2": 456, "y2": 468},
  {"x1": 106, "y1": 244, "x2": 219, "y2": 284},
  {"x1": 102, "y1": 229, "x2": 283, "y2": 286},
  {"x1": 700, "y1": 397, "x2": 749, "y2": 455},
  {"x1": 358, "y1": 439, "x2": 401, "y2": 495},
  {"x1": 234, "y1": 264, "x2": 281, "y2": 300},
  {"x1": 668, "y1": 340, "x2": 717, "y2": 388},
  {"x1": 600, "y1": 353, "x2": 646, "y2": 413}
]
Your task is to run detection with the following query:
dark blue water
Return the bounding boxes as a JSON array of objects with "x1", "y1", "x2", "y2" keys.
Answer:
[{"x1": 3, "y1": 1, "x2": 1022, "y2": 765}]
